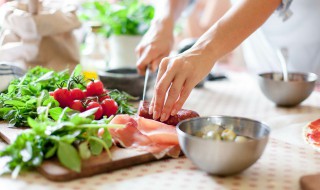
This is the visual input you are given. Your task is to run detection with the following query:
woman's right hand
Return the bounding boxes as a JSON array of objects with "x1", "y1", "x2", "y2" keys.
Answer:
[{"x1": 136, "y1": 19, "x2": 175, "y2": 75}]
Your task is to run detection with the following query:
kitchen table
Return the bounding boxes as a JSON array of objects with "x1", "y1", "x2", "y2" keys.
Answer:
[{"x1": 1, "y1": 71, "x2": 320, "y2": 190}]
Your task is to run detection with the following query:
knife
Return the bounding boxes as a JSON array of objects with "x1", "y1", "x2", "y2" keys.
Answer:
[
  {"x1": 138, "y1": 65, "x2": 150, "y2": 114},
  {"x1": 142, "y1": 65, "x2": 150, "y2": 102}
]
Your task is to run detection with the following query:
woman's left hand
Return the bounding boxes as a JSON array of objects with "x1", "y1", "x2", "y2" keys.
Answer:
[{"x1": 149, "y1": 48, "x2": 215, "y2": 122}]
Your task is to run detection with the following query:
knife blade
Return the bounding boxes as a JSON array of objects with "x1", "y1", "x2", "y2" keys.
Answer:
[
  {"x1": 142, "y1": 65, "x2": 150, "y2": 102},
  {"x1": 138, "y1": 65, "x2": 150, "y2": 115}
]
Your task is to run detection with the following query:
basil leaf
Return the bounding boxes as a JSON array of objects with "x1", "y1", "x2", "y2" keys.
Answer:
[
  {"x1": 4, "y1": 100, "x2": 26, "y2": 107},
  {"x1": 89, "y1": 139, "x2": 103, "y2": 156},
  {"x1": 49, "y1": 107, "x2": 64, "y2": 121},
  {"x1": 34, "y1": 71, "x2": 54, "y2": 83},
  {"x1": 44, "y1": 143, "x2": 58, "y2": 159},
  {"x1": 57, "y1": 142, "x2": 81, "y2": 172},
  {"x1": 79, "y1": 141, "x2": 91, "y2": 160},
  {"x1": 102, "y1": 128, "x2": 112, "y2": 148}
]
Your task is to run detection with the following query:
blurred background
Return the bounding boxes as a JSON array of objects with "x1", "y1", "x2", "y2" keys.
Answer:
[{"x1": 0, "y1": 0, "x2": 245, "y2": 76}]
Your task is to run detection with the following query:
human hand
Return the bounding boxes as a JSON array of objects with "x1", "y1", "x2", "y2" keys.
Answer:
[
  {"x1": 149, "y1": 47, "x2": 215, "y2": 122},
  {"x1": 136, "y1": 19, "x2": 174, "y2": 75}
]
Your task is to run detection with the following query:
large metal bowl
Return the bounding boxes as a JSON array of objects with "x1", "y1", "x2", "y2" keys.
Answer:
[
  {"x1": 98, "y1": 68, "x2": 155, "y2": 99},
  {"x1": 177, "y1": 116, "x2": 270, "y2": 176},
  {"x1": 258, "y1": 72, "x2": 317, "y2": 107}
]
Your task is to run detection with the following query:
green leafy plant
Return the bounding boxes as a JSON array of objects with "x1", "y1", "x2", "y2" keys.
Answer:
[
  {"x1": 79, "y1": 0, "x2": 155, "y2": 37},
  {"x1": 0, "y1": 96, "x2": 123, "y2": 178},
  {"x1": 0, "y1": 66, "x2": 70, "y2": 126}
]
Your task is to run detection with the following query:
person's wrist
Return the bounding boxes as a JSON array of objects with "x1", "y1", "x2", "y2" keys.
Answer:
[
  {"x1": 152, "y1": 16, "x2": 175, "y2": 32},
  {"x1": 186, "y1": 44, "x2": 218, "y2": 68}
]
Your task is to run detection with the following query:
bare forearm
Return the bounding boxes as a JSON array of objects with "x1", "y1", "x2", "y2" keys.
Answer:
[{"x1": 192, "y1": 0, "x2": 281, "y2": 64}]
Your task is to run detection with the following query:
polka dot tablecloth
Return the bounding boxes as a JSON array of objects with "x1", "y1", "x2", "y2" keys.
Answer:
[
  {"x1": 1, "y1": 71, "x2": 320, "y2": 190},
  {"x1": 0, "y1": 138, "x2": 319, "y2": 190}
]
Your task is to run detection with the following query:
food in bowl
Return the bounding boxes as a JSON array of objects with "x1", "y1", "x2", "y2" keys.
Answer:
[
  {"x1": 194, "y1": 125, "x2": 252, "y2": 142},
  {"x1": 177, "y1": 116, "x2": 270, "y2": 175}
]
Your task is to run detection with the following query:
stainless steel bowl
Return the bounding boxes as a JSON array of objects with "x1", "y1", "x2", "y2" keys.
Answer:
[
  {"x1": 98, "y1": 68, "x2": 155, "y2": 99},
  {"x1": 258, "y1": 72, "x2": 317, "y2": 107},
  {"x1": 177, "y1": 116, "x2": 270, "y2": 176}
]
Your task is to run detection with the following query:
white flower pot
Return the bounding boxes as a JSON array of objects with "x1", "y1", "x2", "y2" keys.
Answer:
[{"x1": 108, "y1": 35, "x2": 142, "y2": 69}]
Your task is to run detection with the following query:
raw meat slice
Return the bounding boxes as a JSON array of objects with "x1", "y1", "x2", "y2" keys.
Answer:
[
  {"x1": 108, "y1": 114, "x2": 181, "y2": 159},
  {"x1": 137, "y1": 117, "x2": 178, "y2": 145}
]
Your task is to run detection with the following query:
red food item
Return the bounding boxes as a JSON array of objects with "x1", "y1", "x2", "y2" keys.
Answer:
[
  {"x1": 53, "y1": 87, "x2": 72, "y2": 108},
  {"x1": 70, "y1": 100, "x2": 85, "y2": 112},
  {"x1": 99, "y1": 94, "x2": 111, "y2": 102},
  {"x1": 86, "y1": 102, "x2": 103, "y2": 120},
  {"x1": 138, "y1": 101, "x2": 200, "y2": 125},
  {"x1": 70, "y1": 88, "x2": 85, "y2": 100},
  {"x1": 108, "y1": 114, "x2": 181, "y2": 159},
  {"x1": 304, "y1": 119, "x2": 320, "y2": 151},
  {"x1": 49, "y1": 91, "x2": 54, "y2": 96},
  {"x1": 137, "y1": 117, "x2": 178, "y2": 145},
  {"x1": 86, "y1": 80, "x2": 104, "y2": 96},
  {"x1": 101, "y1": 99, "x2": 118, "y2": 117}
]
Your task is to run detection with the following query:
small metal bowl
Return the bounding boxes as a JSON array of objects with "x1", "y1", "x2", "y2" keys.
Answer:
[
  {"x1": 98, "y1": 68, "x2": 155, "y2": 99},
  {"x1": 177, "y1": 116, "x2": 270, "y2": 176},
  {"x1": 258, "y1": 72, "x2": 317, "y2": 107}
]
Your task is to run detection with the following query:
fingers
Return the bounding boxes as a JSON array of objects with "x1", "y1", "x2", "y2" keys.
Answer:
[
  {"x1": 171, "y1": 81, "x2": 194, "y2": 115},
  {"x1": 136, "y1": 46, "x2": 156, "y2": 75},
  {"x1": 148, "y1": 57, "x2": 169, "y2": 115},
  {"x1": 152, "y1": 58, "x2": 172, "y2": 120},
  {"x1": 160, "y1": 75, "x2": 185, "y2": 122},
  {"x1": 135, "y1": 44, "x2": 144, "y2": 58}
]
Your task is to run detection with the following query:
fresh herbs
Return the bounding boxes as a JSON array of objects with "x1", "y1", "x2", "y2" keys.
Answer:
[
  {"x1": 109, "y1": 89, "x2": 138, "y2": 115},
  {"x1": 0, "y1": 97, "x2": 123, "y2": 177},
  {"x1": 78, "y1": 0, "x2": 155, "y2": 37},
  {"x1": 0, "y1": 67, "x2": 69, "y2": 126}
]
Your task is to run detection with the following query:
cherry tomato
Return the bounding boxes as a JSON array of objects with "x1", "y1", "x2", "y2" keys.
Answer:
[
  {"x1": 53, "y1": 88, "x2": 71, "y2": 108},
  {"x1": 70, "y1": 100, "x2": 85, "y2": 112},
  {"x1": 83, "y1": 90, "x2": 88, "y2": 98},
  {"x1": 70, "y1": 88, "x2": 85, "y2": 100},
  {"x1": 101, "y1": 99, "x2": 118, "y2": 117},
  {"x1": 86, "y1": 80, "x2": 104, "y2": 96},
  {"x1": 86, "y1": 102, "x2": 103, "y2": 120},
  {"x1": 99, "y1": 94, "x2": 111, "y2": 102}
]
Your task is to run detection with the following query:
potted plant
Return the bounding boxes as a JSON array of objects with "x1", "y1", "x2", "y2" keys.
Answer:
[{"x1": 79, "y1": 0, "x2": 154, "y2": 69}]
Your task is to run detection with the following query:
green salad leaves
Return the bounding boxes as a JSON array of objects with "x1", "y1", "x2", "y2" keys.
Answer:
[
  {"x1": 0, "y1": 67, "x2": 69, "y2": 126},
  {"x1": 0, "y1": 93, "x2": 123, "y2": 177}
]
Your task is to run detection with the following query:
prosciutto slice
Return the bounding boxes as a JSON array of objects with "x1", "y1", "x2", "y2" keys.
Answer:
[{"x1": 108, "y1": 114, "x2": 181, "y2": 159}]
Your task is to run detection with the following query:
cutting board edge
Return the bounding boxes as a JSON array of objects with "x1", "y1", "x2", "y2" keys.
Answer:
[{"x1": 37, "y1": 152, "x2": 160, "y2": 182}]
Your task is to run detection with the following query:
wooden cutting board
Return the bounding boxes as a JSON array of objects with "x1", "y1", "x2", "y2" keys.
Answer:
[{"x1": 0, "y1": 121, "x2": 161, "y2": 182}]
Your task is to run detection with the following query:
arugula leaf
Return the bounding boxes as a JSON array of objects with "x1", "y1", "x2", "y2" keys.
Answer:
[{"x1": 57, "y1": 141, "x2": 81, "y2": 172}]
